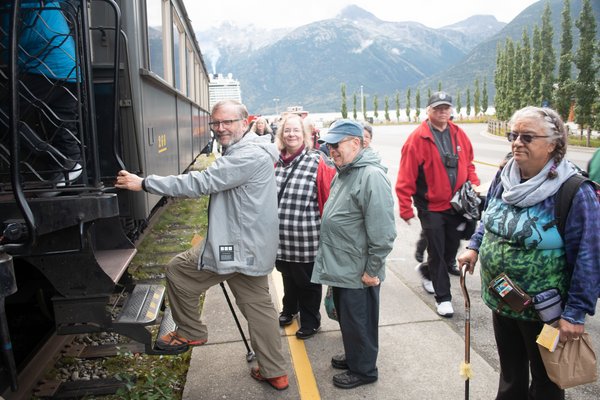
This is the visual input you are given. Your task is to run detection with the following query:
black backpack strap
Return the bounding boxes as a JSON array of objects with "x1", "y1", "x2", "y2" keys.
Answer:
[{"x1": 555, "y1": 174, "x2": 588, "y2": 237}]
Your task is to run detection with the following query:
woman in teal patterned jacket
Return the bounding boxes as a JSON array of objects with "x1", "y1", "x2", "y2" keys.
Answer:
[{"x1": 458, "y1": 106, "x2": 600, "y2": 400}]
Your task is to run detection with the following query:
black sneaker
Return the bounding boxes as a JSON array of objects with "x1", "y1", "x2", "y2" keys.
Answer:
[
  {"x1": 332, "y1": 371, "x2": 377, "y2": 389},
  {"x1": 331, "y1": 354, "x2": 348, "y2": 369},
  {"x1": 415, "y1": 250, "x2": 424, "y2": 263},
  {"x1": 448, "y1": 264, "x2": 461, "y2": 276},
  {"x1": 278, "y1": 312, "x2": 296, "y2": 327},
  {"x1": 295, "y1": 326, "x2": 320, "y2": 340}
]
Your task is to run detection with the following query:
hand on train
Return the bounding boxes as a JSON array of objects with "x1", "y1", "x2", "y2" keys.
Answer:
[
  {"x1": 115, "y1": 170, "x2": 143, "y2": 191},
  {"x1": 362, "y1": 272, "x2": 380, "y2": 287}
]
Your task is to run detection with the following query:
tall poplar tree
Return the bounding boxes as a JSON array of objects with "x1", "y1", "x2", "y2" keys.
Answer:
[
  {"x1": 456, "y1": 92, "x2": 462, "y2": 118},
  {"x1": 574, "y1": 0, "x2": 598, "y2": 138},
  {"x1": 540, "y1": 3, "x2": 556, "y2": 106},
  {"x1": 530, "y1": 25, "x2": 543, "y2": 106},
  {"x1": 555, "y1": 0, "x2": 574, "y2": 120},
  {"x1": 353, "y1": 93, "x2": 358, "y2": 120},
  {"x1": 481, "y1": 78, "x2": 489, "y2": 115},
  {"x1": 341, "y1": 83, "x2": 348, "y2": 118},
  {"x1": 395, "y1": 91, "x2": 401, "y2": 122},
  {"x1": 384, "y1": 96, "x2": 390, "y2": 122},
  {"x1": 466, "y1": 88, "x2": 471, "y2": 118},
  {"x1": 362, "y1": 95, "x2": 367, "y2": 121},
  {"x1": 415, "y1": 90, "x2": 421, "y2": 121},
  {"x1": 519, "y1": 28, "x2": 533, "y2": 106},
  {"x1": 406, "y1": 88, "x2": 411, "y2": 121},
  {"x1": 373, "y1": 95, "x2": 379, "y2": 119},
  {"x1": 474, "y1": 79, "x2": 481, "y2": 116}
]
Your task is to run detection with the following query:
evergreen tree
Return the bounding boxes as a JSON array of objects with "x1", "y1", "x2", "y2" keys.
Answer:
[
  {"x1": 466, "y1": 88, "x2": 471, "y2": 118},
  {"x1": 395, "y1": 91, "x2": 401, "y2": 122},
  {"x1": 474, "y1": 79, "x2": 481, "y2": 116},
  {"x1": 530, "y1": 25, "x2": 543, "y2": 105},
  {"x1": 438, "y1": 82, "x2": 442, "y2": 91},
  {"x1": 514, "y1": 42, "x2": 525, "y2": 109},
  {"x1": 456, "y1": 92, "x2": 462, "y2": 119},
  {"x1": 495, "y1": 43, "x2": 508, "y2": 119},
  {"x1": 482, "y1": 78, "x2": 489, "y2": 115},
  {"x1": 406, "y1": 88, "x2": 411, "y2": 121},
  {"x1": 427, "y1": 88, "x2": 431, "y2": 102},
  {"x1": 384, "y1": 96, "x2": 390, "y2": 122},
  {"x1": 540, "y1": 3, "x2": 556, "y2": 107},
  {"x1": 415, "y1": 90, "x2": 421, "y2": 121},
  {"x1": 504, "y1": 39, "x2": 517, "y2": 115},
  {"x1": 373, "y1": 95, "x2": 379, "y2": 119},
  {"x1": 341, "y1": 83, "x2": 348, "y2": 118},
  {"x1": 519, "y1": 28, "x2": 533, "y2": 106},
  {"x1": 574, "y1": 0, "x2": 598, "y2": 138},
  {"x1": 362, "y1": 94, "x2": 367, "y2": 121},
  {"x1": 353, "y1": 93, "x2": 358, "y2": 120},
  {"x1": 555, "y1": 0, "x2": 574, "y2": 121}
]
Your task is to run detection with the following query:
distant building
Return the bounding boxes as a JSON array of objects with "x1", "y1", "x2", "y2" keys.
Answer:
[{"x1": 209, "y1": 73, "x2": 242, "y2": 110}]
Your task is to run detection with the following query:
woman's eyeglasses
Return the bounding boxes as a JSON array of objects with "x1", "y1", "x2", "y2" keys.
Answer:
[
  {"x1": 209, "y1": 119, "x2": 243, "y2": 129},
  {"x1": 506, "y1": 132, "x2": 549, "y2": 144}
]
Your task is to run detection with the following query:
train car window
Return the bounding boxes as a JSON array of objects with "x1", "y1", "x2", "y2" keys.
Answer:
[
  {"x1": 145, "y1": 0, "x2": 165, "y2": 80},
  {"x1": 172, "y1": 14, "x2": 185, "y2": 92},
  {"x1": 186, "y1": 43, "x2": 194, "y2": 98}
]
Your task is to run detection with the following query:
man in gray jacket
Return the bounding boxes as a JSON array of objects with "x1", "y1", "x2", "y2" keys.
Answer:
[
  {"x1": 312, "y1": 119, "x2": 397, "y2": 389},
  {"x1": 115, "y1": 100, "x2": 289, "y2": 391}
]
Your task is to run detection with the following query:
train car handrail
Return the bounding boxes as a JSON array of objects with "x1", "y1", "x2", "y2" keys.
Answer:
[
  {"x1": 90, "y1": 0, "x2": 125, "y2": 173},
  {"x1": 5, "y1": 0, "x2": 37, "y2": 253}
]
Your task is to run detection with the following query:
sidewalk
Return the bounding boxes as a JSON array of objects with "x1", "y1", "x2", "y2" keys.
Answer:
[{"x1": 182, "y1": 258, "x2": 499, "y2": 400}]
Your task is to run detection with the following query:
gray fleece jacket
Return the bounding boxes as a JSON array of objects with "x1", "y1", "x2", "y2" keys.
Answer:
[{"x1": 143, "y1": 132, "x2": 280, "y2": 276}]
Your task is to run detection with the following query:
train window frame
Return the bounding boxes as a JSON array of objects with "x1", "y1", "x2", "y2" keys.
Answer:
[
  {"x1": 172, "y1": 12, "x2": 186, "y2": 92},
  {"x1": 144, "y1": 0, "x2": 173, "y2": 83},
  {"x1": 186, "y1": 41, "x2": 194, "y2": 99}
]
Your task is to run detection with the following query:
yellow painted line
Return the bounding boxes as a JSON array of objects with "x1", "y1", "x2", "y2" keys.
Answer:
[
  {"x1": 473, "y1": 159, "x2": 500, "y2": 168},
  {"x1": 271, "y1": 270, "x2": 321, "y2": 400}
]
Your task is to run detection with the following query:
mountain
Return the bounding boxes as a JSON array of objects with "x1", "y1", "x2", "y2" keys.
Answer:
[
  {"x1": 416, "y1": 0, "x2": 600, "y2": 105},
  {"x1": 196, "y1": 5, "x2": 508, "y2": 113}
]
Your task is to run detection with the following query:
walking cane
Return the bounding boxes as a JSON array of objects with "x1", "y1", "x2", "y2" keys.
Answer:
[
  {"x1": 220, "y1": 282, "x2": 256, "y2": 362},
  {"x1": 459, "y1": 263, "x2": 472, "y2": 400}
]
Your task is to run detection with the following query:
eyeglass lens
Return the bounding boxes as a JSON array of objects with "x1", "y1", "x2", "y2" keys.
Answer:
[
  {"x1": 507, "y1": 132, "x2": 537, "y2": 144},
  {"x1": 209, "y1": 119, "x2": 241, "y2": 129}
]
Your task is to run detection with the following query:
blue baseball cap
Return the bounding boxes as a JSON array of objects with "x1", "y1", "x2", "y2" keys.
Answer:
[{"x1": 319, "y1": 119, "x2": 363, "y2": 144}]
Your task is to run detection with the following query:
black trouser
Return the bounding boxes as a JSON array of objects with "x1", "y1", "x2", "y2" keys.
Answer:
[
  {"x1": 275, "y1": 260, "x2": 321, "y2": 330},
  {"x1": 21, "y1": 73, "x2": 81, "y2": 163},
  {"x1": 492, "y1": 313, "x2": 564, "y2": 400},
  {"x1": 417, "y1": 209, "x2": 463, "y2": 302},
  {"x1": 333, "y1": 285, "x2": 380, "y2": 381}
]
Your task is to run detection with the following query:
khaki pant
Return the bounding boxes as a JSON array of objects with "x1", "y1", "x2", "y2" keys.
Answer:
[{"x1": 165, "y1": 243, "x2": 287, "y2": 378}]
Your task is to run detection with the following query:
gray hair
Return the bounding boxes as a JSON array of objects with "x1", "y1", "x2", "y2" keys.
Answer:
[
  {"x1": 508, "y1": 106, "x2": 567, "y2": 177},
  {"x1": 211, "y1": 100, "x2": 249, "y2": 120}
]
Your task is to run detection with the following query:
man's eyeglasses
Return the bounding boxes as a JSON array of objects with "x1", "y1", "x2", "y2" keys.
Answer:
[
  {"x1": 326, "y1": 137, "x2": 354, "y2": 150},
  {"x1": 209, "y1": 119, "x2": 243, "y2": 129},
  {"x1": 506, "y1": 132, "x2": 549, "y2": 144}
]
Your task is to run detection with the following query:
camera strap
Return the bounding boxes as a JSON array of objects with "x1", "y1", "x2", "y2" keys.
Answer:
[
  {"x1": 427, "y1": 121, "x2": 457, "y2": 159},
  {"x1": 427, "y1": 121, "x2": 458, "y2": 190}
]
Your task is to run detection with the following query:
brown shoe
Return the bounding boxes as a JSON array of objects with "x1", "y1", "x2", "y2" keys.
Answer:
[
  {"x1": 156, "y1": 331, "x2": 207, "y2": 351},
  {"x1": 250, "y1": 366, "x2": 289, "y2": 390}
]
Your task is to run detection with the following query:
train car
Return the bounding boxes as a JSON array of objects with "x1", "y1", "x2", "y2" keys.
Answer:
[{"x1": 0, "y1": 0, "x2": 211, "y2": 393}]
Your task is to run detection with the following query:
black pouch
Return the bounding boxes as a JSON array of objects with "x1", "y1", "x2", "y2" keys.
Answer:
[{"x1": 488, "y1": 273, "x2": 532, "y2": 313}]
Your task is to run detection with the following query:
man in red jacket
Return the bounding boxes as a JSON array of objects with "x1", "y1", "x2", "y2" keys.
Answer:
[{"x1": 395, "y1": 92, "x2": 480, "y2": 318}]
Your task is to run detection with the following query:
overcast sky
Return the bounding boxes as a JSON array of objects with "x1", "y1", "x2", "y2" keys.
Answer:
[{"x1": 181, "y1": 0, "x2": 541, "y2": 30}]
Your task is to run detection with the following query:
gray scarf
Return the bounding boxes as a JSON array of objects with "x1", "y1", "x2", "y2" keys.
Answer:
[{"x1": 500, "y1": 158, "x2": 578, "y2": 207}]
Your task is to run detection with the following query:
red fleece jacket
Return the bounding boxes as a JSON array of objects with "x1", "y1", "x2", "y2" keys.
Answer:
[{"x1": 395, "y1": 120, "x2": 480, "y2": 221}]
